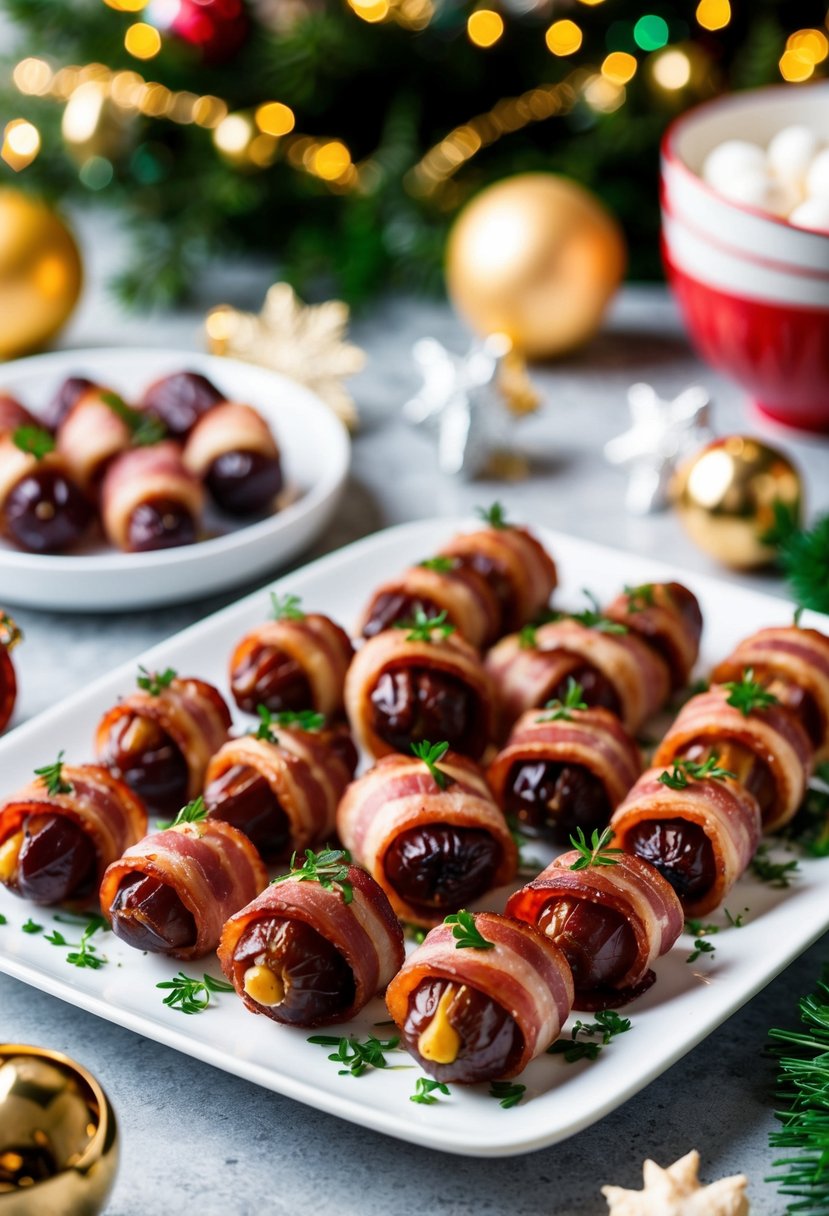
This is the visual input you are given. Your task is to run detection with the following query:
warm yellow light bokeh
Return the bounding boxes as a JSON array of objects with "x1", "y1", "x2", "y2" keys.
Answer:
[
  {"x1": 103, "y1": 0, "x2": 148, "y2": 10},
  {"x1": 652, "y1": 48, "x2": 692, "y2": 89},
  {"x1": 214, "y1": 113, "x2": 255, "y2": 156},
  {"x1": 467, "y1": 10, "x2": 505, "y2": 48},
  {"x1": 348, "y1": 0, "x2": 389, "y2": 22},
  {"x1": 256, "y1": 101, "x2": 296, "y2": 136},
  {"x1": 124, "y1": 22, "x2": 162, "y2": 59},
  {"x1": 787, "y1": 28, "x2": 828, "y2": 63},
  {"x1": 779, "y1": 49, "x2": 815, "y2": 81},
  {"x1": 545, "y1": 19, "x2": 582, "y2": 55},
  {"x1": 314, "y1": 140, "x2": 351, "y2": 180},
  {"x1": 695, "y1": 0, "x2": 730, "y2": 31},
  {"x1": 602, "y1": 51, "x2": 637, "y2": 84},
  {"x1": 12, "y1": 58, "x2": 52, "y2": 96},
  {"x1": 1, "y1": 119, "x2": 41, "y2": 170}
]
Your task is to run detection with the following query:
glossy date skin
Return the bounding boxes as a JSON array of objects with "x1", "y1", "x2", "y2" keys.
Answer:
[
  {"x1": 45, "y1": 376, "x2": 96, "y2": 430},
  {"x1": 548, "y1": 664, "x2": 622, "y2": 718},
  {"x1": 623, "y1": 816, "x2": 716, "y2": 902},
  {"x1": 109, "y1": 873, "x2": 197, "y2": 953},
  {"x1": 4, "y1": 467, "x2": 92, "y2": 554},
  {"x1": 403, "y1": 978, "x2": 521, "y2": 1083},
  {"x1": 362, "y1": 593, "x2": 442, "y2": 640},
  {"x1": 15, "y1": 813, "x2": 96, "y2": 905},
  {"x1": 204, "y1": 764, "x2": 290, "y2": 861},
  {"x1": 451, "y1": 552, "x2": 517, "y2": 633},
  {"x1": 98, "y1": 714, "x2": 189, "y2": 817},
  {"x1": 370, "y1": 667, "x2": 485, "y2": 758},
  {"x1": 503, "y1": 760, "x2": 610, "y2": 843},
  {"x1": 141, "y1": 372, "x2": 224, "y2": 439},
  {"x1": 538, "y1": 896, "x2": 637, "y2": 991},
  {"x1": 206, "y1": 450, "x2": 283, "y2": 516},
  {"x1": 231, "y1": 643, "x2": 313, "y2": 715},
  {"x1": 232, "y1": 915, "x2": 355, "y2": 1025},
  {"x1": 383, "y1": 825, "x2": 501, "y2": 916},
  {"x1": 126, "y1": 496, "x2": 197, "y2": 552}
]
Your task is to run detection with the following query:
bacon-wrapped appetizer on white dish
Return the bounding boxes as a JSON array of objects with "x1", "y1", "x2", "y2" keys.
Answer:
[
  {"x1": 345, "y1": 617, "x2": 495, "y2": 761},
  {"x1": 712, "y1": 625, "x2": 829, "y2": 761},
  {"x1": 204, "y1": 709, "x2": 357, "y2": 863},
  {"x1": 0, "y1": 753, "x2": 146, "y2": 907},
  {"x1": 0, "y1": 394, "x2": 38, "y2": 437},
  {"x1": 610, "y1": 760, "x2": 762, "y2": 917},
  {"x1": 0, "y1": 611, "x2": 21, "y2": 735},
  {"x1": 229, "y1": 594, "x2": 353, "y2": 718},
  {"x1": 100, "y1": 797, "x2": 267, "y2": 959},
  {"x1": 183, "y1": 400, "x2": 283, "y2": 517},
  {"x1": 100, "y1": 440, "x2": 204, "y2": 553},
  {"x1": 506, "y1": 843, "x2": 683, "y2": 1011},
  {"x1": 95, "y1": 668, "x2": 231, "y2": 818},
  {"x1": 652, "y1": 678, "x2": 813, "y2": 833},
  {"x1": 487, "y1": 685, "x2": 642, "y2": 844},
  {"x1": 337, "y1": 744, "x2": 517, "y2": 927},
  {"x1": 603, "y1": 581, "x2": 703, "y2": 691},
  {"x1": 358, "y1": 559, "x2": 500, "y2": 650},
  {"x1": 0, "y1": 427, "x2": 92, "y2": 553},
  {"x1": 139, "y1": 369, "x2": 225, "y2": 440},
  {"x1": 218, "y1": 849, "x2": 404, "y2": 1028},
  {"x1": 385, "y1": 911, "x2": 574, "y2": 1084},
  {"x1": 55, "y1": 383, "x2": 149, "y2": 495}
]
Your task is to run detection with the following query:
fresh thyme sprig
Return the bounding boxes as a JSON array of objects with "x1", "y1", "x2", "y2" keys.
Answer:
[
  {"x1": 411, "y1": 1077, "x2": 450, "y2": 1105},
  {"x1": 307, "y1": 1034, "x2": 401, "y2": 1077},
  {"x1": 537, "y1": 678, "x2": 588, "y2": 723},
  {"x1": 137, "y1": 665, "x2": 177, "y2": 696},
  {"x1": 270, "y1": 592, "x2": 304, "y2": 621},
  {"x1": 21, "y1": 918, "x2": 42, "y2": 934},
  {"x1": 45, "y1": 914, "x2": 109, "y2": 970},
  {"x1": 254, "y1": 704, "x2": 280, "y2": 743},
  {"x1": 273, "y1": 847, "x2": 353, "y2": 904},
  {"x1": 658, "y1": 754, "x2": 737, "y2": 790},
  {"x1": 100, "y1": 390, "x2": 166, "y2": 447},
  {"x1": 489, "y1": 1081, "x2": 525, "y2": 1108},
  {"x1": 395, "y1": 608, "x2": 455, "y2": 643},
  {"x1": 476, "y1": 502, "x2": 509, "y2": 529},
  {"x1": 255, "y1": 706, "x2": 326, "y2": 740},
  {"x1": 518, "y1": 624, "x2": 538, "y2": 650},
  {"x1": 751, "y1": 844, "x2": 800, "y2": 889},
  {"x1": 444, "y1": 909, "x2": 495, "y2": 950},
  {"x1": 623, "y1": 583, "x2": 656, "y2": 612},
  {"x1": 157, "y1": 971, "x2": 234, "y2": 1014},
  {"x1": 723, "y1": 668, "x2": 779, "y2": 717},
  {"x1": 568, "y1": 826, "x2": 623, "y2": 871},
  {"x1": 13, "y1": 425, "x2": 55, "y2": 460},
  {"x1": 159, "y1": 796, "x2": 208, "y2": 831},
  {"x1": 418, "y1": 556, "x2": 457, "y2": 573},
  {"x1": 0, "y1": 913, "x2": 6, "y2": 926},
  {"x1": 548, "y1": 1010, "x2": 632, "y2": 1062},
  {"x1": 0, "y1": 612, "x2": 22, "y2": 651},
  {"x1": 411, "y1": 740, "x2": 451, "y2": 790},
  {"x1": 34, "y1": 751, "x2": 73, "y2": 797},
  {"x1": 566, "y1": 590, "x2": 628, "y2": 635}
]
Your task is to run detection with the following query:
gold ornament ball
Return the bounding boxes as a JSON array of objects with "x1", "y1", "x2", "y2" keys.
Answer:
[
  {"x1": 445, "y1": 173, "x2": 627, "y2": 360},
  {"x1": 674, "y1": 435, "x2": 803, "y2": 570},
  {"x1": 0, "y1": 190, "x2": 83, "y2": 360}
]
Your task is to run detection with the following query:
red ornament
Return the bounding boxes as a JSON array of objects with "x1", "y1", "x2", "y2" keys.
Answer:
[{"x1": 170, "y1": 0, "x2": 249, "y2": 64}]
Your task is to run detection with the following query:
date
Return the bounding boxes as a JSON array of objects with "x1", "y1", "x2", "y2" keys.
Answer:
[
  {"x1": 623, "y1": 817, "x2": 716, "y2": 901},
  {"x1": 503, "y1": 760, "x2": 610, "y2": 843},
  {"x1": 232, "y1": 915, "x2": 355, "y2": 1025},
  {"x1": 383, "y1": 825, "x2": 501, "y2": 915},
  {"x1": 204, "y1": 763, "x2": 290, "y2": 861},
  {"x1": 403, "y1": 977, "x2": 520, "y2": 1083},
  {"x1": 370, "y1": 667, "x2": 485, "y2": 758},
  {"x1": 109, "y1": 873, "x2": 197, "y2": 953},
  {"x1": 98, "y1": 714, "x2": 189, "y2": 817}
]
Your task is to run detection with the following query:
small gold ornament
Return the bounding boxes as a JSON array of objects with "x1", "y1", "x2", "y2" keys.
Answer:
[
  {"x1": 0, "y1": 189, "x2": 83, "y2": 360},
  {"x1": 445, "y1": 173, "x2": 626, "y2": 360},
  {"x1": 61, "y1": 81, "x2": 134, "y2": 165},
  {"x1": 205, "y1": 283, "x2": 366, "y2": 429},
  {"x1": 602, "y1": 1149, "x2": 749, "y2": 1216},
  {"x1": 673, "y1": 435, "x2": 803, "y2": 570}
]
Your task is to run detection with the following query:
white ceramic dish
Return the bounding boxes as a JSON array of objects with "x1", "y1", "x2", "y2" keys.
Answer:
[
  {"x1": 0, "y1": 518, "x2": 826, "y2": 1158},
  {"x1": 0, "y1": 348, "x2": 350, "y2": 611}
]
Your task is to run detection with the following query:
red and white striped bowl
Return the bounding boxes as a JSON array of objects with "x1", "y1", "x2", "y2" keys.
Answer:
[{"x1": 661, "y1": 84, "x2": 829, "y2": 432}]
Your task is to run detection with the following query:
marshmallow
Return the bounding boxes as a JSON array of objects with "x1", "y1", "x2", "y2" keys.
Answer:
[
  {"x1": 806, "y1": 147, "x2": 829, "y2": 200},
  {"x1": 716, "y1": 168, "x2": 797, "y2": 216},
  {"x1": 767, "y1": 125, "x2": 821, "y2": 188},
  {"x1": 702, "y1": 140, "x2": 766, "y2": 193},
  {"x1": 789, "y1": 197, "x2": 829, "y2": 233}
]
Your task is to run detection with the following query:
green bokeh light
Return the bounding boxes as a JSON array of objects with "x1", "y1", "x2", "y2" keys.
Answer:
[
  {"x1": 633, "y1": 14, "x2": 669, "y2": 51},
  {"x1": 79, "y1": 156, "x2": 113, "y2": 190}
]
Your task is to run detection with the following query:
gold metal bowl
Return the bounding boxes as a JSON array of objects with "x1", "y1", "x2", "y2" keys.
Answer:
[{"x1": 0, "y1": 1045, "x2": 118, "y2": 1216}]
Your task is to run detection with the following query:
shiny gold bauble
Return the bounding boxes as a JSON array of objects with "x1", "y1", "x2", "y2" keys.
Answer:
[
  {"x1": 673, "y1": 435, "x2": 803, "y2": 570},
  {"x1": 0, "y1": 1044, "x2": 119, "y2": 1215},
  {"x1": 445, "y1": 173, "x2": 627, "y2": 360},
  {"x1": 0, "y1": 191, "x2": 83, "y2": 360}
]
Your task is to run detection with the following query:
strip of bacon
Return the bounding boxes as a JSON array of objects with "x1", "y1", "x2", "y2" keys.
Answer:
[
  {"x1": 183, "y1": 402, "x2": 279, "y2": 478},
  {"x1": 56, "y1": 386, "x2": 133, "y2": 492},
  {"x1": 230, "y1": 613, "x2": 353, "y2": 718},
  {"x1": 358, "y1": 563, "x2": 500, "y2": 650},
  {"x1": 439, "y1": 523, "x2": 558, "y2": 635},
  {"x1": 100, "y1": 440, "x2": 204, "y2": 552},
  {"x1": 604, "y1": 582, "x2": 703, "y2": 690}
]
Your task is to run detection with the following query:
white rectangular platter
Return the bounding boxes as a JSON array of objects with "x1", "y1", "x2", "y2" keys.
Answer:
[{"x1": 1, "y1": 518, "x2": 827, "y2": 1158}]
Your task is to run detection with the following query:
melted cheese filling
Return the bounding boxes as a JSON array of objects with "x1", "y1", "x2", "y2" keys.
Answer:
[{"x1": 417, "y1": 984, "x2": 462, "y2": 1064}]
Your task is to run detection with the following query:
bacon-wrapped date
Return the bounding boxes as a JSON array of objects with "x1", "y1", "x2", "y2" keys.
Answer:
[
  {"x1": 337, "y1": 751, "x2": 517, "y2": 925},
  {"x1": 359, "y1": 562, "x2": 500, "y2": 650},
  {"x1": 204, "y1": 725, "x2": 356, "y2": 862},
  {"x1": 610, "y1": 767, "x2": 762, "y2": 915},
  {"x1": 101, "y1": 818, "x2": 267, "y2": 958},
  {"x1": 0, "y1": 613, "x2": 21, "y2": 734},
  {"x1": 487, "y1": 618, "x2": 671, "y2": 737},
  {"x1": 603, "y1": 582, "x2": 703, "y2": 690},
  {"x1": 100, "y1": 441, "x2": 204, "y2": 552},
  {"x1": 385, "y1": 912, "x2": 573, "y2": 1083},
  {"x1": 55, "y1": 383, "x2": 133, "y2": 493},
  {"x1": 218, "y1": 861, "x2": 404, "y2": 1027},
  {"x1": 345, "y1": 628, "x2": 495, "y2": 761},
  {"x1": 0, "y1": 762, "x2": 147, "y2": 906},
  {"x1": 0, "y1": 433, "x2": 92, "y2": 554},
  {"x1": 44, "y1": 377, "x2": 96, "y2": 430},
  {"x1": 652, "y1": 685, "x2": 812, "y2": 832},
  {"x1": 140, "y1": 370, "x2": 225, "y2": 440},
  {"x1": 95, "y1": 673, "x2": 231, "y2": 817},
  {"x1": 229, "y1": 605, "x2": 353, "y2": 717},
  {"x1": 0, "y1": 395, "x2": 38, "y2": 437},
  {"x1": 506, "y1": 852, "x2": 683, "y2": 1010},
  {"x1": 438, "y1": 522, "x2": 557, "y2": 636},
  {"x1": 487, "y1": 704, "x2": 642, "y2": 843},
  {"x1": 183, "y1": 401, "x2": 283, "y2": 516},
  {"x1": 712, "y1": 626, "x2": 829, "y2": 760}
]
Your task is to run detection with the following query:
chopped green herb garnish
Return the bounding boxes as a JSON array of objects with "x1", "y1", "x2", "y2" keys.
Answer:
[
  {"x1": 723, "y1": 668, "x2": 779, "y2": 716},
  {"x1": 751, "y1": 844, "x2": 799, "y2": 889},
  {"x1": 566, "y1": 590, "x2": 628, "y2": 634},
  {"x1": 33, "y1": 751, "x2": 73, "y2": 797},
  {"x1": 537, "y1": 678, "x2": 588, "y2": 723},
  {"x1": 21, "y1": 918, "x2": 42, "y2": 934},
  {"x1": 0, "y1": 913, "x2": 6, "y2": 926},
  {"x1": 476, "y1": 502, "x2": 509, "y2": 529},
  {"x1": 270, "y1": 592, "x2": 304, "y2": 621},
  {"x1": 547, "y1": 1010, "x2": 632, "y2": 1063},
  {"x1": 44, "y1": 929, "x2": 68, "y2": 946},
  {"x1": 418, "y1": 556, "x2": 457, "y2": 573},
  {"x1": 395, "y1": 608, "x2": 455, "y2": 643},
  {"x1": 273, "y1": 847, "x2": 353, "y2": 904},
  {"x1": 137, "y1": 665, "x2": 177, "y2": 696},
  {"x1": 687, "y1": 938, "x2": 716, "y2": 964},
  {"x1": 411, "y1": 739, "x2": 451, "y2": 790},
  {"x1": 100, "y1": 390, "x2": 166, "y2": 446},
  {"x1": 411, "y1": 1077, "x2": 450, "y2": 1105},
  {"x1": 794, "y1": 604, "x2": 805, "y2": 627},
  {"x1": 253, "y1": 705, "x2": 325, "y2": 741},
  {"x1": 624, "y1": 583, "x2": 655, "y2": 612},
  {"x1": 157, "y1": 971, "x2": 234, "y2": 1014},
  {"x1": 658, "y1": 753, "x2": 736, "y2": 791},
  {"x1": 307, "y1": 1034, "x2": 400, "y2": 1077},
  {"x1": 724, "y1": 907, "x2": 749, "y2": 928},
  {"x1": 13, "y1": 425, "x2": 55, "y2": 460},
  {"x1": 159, "y1": 796, "x2": 208, "y2": 831},
  {"x1": 489, "y1": 1081, "x2": 525, "y2": 1108},
  {"x1": 444, "y1": 909, "x2": 495, "y2": 951},
  {"x1": 254, "y1": 703, "x2": 279, "y2": 743},
  {"x1": 65, "y1": 915, "x2": 109, "y2": 970},
  {"x1": 0, "y1": 612, "x2": 22, "y2": 651},
  {"x1": 568, "y1": 826, "x2": 623, "y2": 871},
  {"x1": 685, "y1": 919, "x2": 719, "y2": 938},
  {"x1": 518, "y1": 624, "x2": 538, "y2": 650}
]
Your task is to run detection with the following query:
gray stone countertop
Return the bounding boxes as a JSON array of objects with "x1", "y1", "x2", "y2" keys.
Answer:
[{"x1": 1, "y1": 228, "x2": 828, "y2": 1213}]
